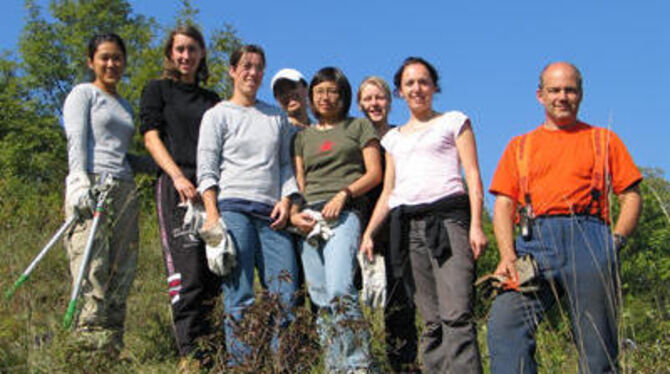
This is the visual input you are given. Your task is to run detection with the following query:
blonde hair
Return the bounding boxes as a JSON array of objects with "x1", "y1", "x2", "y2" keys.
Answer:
[{"x1": 356, "y1": 76, "x2": 392, "y2": 112}]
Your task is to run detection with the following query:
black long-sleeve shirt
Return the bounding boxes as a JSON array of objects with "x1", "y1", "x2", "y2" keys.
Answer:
[{"x1": 140, "y1": 79, "x2": 220, "y2": 170}]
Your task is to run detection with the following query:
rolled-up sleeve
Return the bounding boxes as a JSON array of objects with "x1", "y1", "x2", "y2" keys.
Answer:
[
  {"x1": 197, "y1": 108, "x2": 224, "y2": 194},
  {"x1": 279, "y1": 115, "x2": 299, "y2": 197},
  {"x1": 63, "y1": 85, "x2": 90, "y2": 174}
]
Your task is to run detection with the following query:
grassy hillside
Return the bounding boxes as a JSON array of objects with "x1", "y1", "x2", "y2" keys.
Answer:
[{"x1": 0, "y1": 176, "x2": 668, "y2": 373}]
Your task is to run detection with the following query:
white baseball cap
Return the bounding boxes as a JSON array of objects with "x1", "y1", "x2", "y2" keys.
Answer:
[{"x1": 271, "y1": 68, "x2": 307, "y2": 94}]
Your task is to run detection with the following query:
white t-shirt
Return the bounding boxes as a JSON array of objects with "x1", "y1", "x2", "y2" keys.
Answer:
[{"x1": 381, "y1": 111, "x2": 468, "y2": 209}]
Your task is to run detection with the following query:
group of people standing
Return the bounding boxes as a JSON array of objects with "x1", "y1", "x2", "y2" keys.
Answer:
[{"x1": 61, "y1": 25, "x2": 642, "y2": 374}]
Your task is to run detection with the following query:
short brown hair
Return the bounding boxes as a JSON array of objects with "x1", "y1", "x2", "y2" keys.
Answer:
[{"x1": 230, "y1": 44, "x2": 266, "y2": 69}]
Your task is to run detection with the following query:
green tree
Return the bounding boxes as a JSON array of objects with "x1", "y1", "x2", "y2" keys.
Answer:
[
  {"x1": 0, "y1": 54, "x2": 65, "y2": 184},
  {"x1": 19, "y1": 0, "x2": 159, "y2": 115},
  {"x1": 619, "y1": 168, "x2": 670, "y2": 310},
  {"x1": 7, "y1": 0, "x2": 240, "y2": 183},
  {"x1": 170, "y1": 0, "x2": 241, "y2": 98}
]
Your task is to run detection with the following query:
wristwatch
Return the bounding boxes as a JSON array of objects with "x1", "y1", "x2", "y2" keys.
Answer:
[{"x1": 614, "y1": 234, "x2": 628, "y2": 251}]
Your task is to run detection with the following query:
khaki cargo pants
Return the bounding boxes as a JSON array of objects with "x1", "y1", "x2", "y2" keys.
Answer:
[{"x1": 64, "y1": 176, "x2": 139, "y2": 349}]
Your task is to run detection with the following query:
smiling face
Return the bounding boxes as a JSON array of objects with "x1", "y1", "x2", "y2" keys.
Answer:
[
  {"x1": 312, "y1": 80, "x2": 343, "y2": 121},
  {"x1": 229, "y1": 52, "x2": 264, "y2": 100},
  {"x1": 537, "y1": 62, "x2": 582, "y2": 129},
  {"x1": 170, "y1": 33, "x2": 205, "y2": 83},
  {"x1": 88, "y1": 41, "x2": 126, "y2": 93},
  {"x1": 359, "y1": 82, "x2": 390, "y2": 125},
  {"x1": 398, "y1": 62, "x2": 437, "y2": 116}
]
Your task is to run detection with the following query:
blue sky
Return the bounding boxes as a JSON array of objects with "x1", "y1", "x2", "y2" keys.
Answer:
[{"x1": 3, "y1": 1, "x2": 669, "y2": 208}]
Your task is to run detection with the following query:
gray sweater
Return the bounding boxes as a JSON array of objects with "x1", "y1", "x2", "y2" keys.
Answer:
[
  {"x1": 63, "y1": 83, "x2": 135, "y2": 180},
  {"x1": 197, "y1": 100, "x2": 298, "y2": 206}
]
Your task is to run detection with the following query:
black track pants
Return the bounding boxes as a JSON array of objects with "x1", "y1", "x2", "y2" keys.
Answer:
[{"x1": 156, "y1": 172, "x2": 222, "y2": 356}]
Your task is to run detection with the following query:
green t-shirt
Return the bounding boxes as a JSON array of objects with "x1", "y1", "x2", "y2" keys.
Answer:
[{"x1": 294, "y1": 117, "x2": 378, "y2": 204}]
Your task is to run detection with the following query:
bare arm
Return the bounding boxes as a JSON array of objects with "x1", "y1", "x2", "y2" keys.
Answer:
[
  {"x1": 493, "y1": 194, "x2": 519, "y2": 282},
  {"x1": 294, "y1": 154, "x2": 306, "y2": 193},
  {"x1": 613, "y1": 184, "x2": 642, "y2": 237},
  {"x1": 455, "y1": 121, "x2": 487, "y2": 259},
  {"x1": 144, "y1": 129, "x2": 196, "y2": 203},
  {"x1": 202, "y1": 187, "x2": 220, "y2": 230},
  {"x1": 290, "y1": 153, "x2": 315, "y2": 233},
  {"x1": 321, "y1": 140, "x2": 382, "y2": 219},
  {"x1": 360, "y1": 152, "x2": 396, "y2": 260}
]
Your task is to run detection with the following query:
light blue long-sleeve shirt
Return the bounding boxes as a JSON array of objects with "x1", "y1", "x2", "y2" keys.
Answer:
[
  {"x1": 63, "y1": 83, "x2": 135, "y2": 181},
  {"x1": 197, "y1": 100, "x2": 298, "y2": 206}
]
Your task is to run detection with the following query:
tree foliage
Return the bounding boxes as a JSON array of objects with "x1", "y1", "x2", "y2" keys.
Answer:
[
  {"x1": 619, "y1": 168, "x2": 670, "y2": 311},
  {"x1": 2, "y1": 0, "x2": 240, "y2": 189},
  {"x1": 0, "y1": 54, "x2": 65, "y2": 183}
]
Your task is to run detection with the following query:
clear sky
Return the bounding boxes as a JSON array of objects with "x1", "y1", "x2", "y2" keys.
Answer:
[{"x1": 3, "y1": 1, "x2": 669, "y2": 208}]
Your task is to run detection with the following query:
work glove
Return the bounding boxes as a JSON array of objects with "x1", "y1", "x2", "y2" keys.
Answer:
[
  {"x1": 357, "y1": 250, "x2": 387, "y2": 309},
  {"x1": 303, "y1": 209, "x2": 334, "y2": 246},
  {"x1": 65, "y1": 171, "x2": 95, "y2": 219},
  {"x1": 182, "y1": 200, "x2": 206, "y2": 235},
  {"x1": 199, "y1": 219, "x2": 237, "y2": 276},
  {"x1": 476, "y1": 254, "x2": 540, "y2": 298}
]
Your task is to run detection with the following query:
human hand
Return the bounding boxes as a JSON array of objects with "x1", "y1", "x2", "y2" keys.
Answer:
[
  {"x1": 65, "y1": 172, "x2": 95, "y2": 219},
  {"x1": 469, "y1": 225, "x2": 488, "y2": 260},
  {"x1": 359, "y1": 234, "x2": 375, "y2": 262},
  {"x1": 202, "y1": 210, "x2": 221, "y2": 233},
  {"x1": 270, "y1": 198, "x2": 290, "y2": 230},
  {"x1": 290, "y1": 212, "x2": 316, "y2": 235},
  {"x1": 321, "y1": 191, "x2": 347, "y2": 220},
  {"x1": 199, "y1": 216, "x2": 223, "y2": 247},
  {"x1": 173, "y1": 174, "x2": 197, "y2": 203},
  {"x1": 494, "y1": 255, "x2": 519, "y2": 284},
  {"x1": 73, "y1": 188, "x2": 95, "y2": 219}
]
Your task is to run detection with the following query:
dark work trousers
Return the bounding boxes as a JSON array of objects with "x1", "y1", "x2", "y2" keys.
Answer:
[
  {"x1": 379, "y1": 237, "x2": 419, "y2": 372},
  {"x1": 406, "y1": 217, "x2": 482, "y2": 374},
  {"x1": 156, "y1": 171, "x2": 222, "y2": 356}
]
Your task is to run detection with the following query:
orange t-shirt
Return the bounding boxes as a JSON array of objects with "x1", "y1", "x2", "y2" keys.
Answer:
[{"x1": 490, "y1": 122, "x2": 642, "y2": 222}]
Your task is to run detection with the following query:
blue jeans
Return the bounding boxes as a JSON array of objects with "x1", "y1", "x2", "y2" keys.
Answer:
[
  {"x1": 487, "y1": 216, "x2": 620, "y2": 374},
  {"x1": 299, "y1": 211, "x2": 371, "y2": 371},
  {"x1": 221, "y1": 211, "x2": 299, "y2": 366}
]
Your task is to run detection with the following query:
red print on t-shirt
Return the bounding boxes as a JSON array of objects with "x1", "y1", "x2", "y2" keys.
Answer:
[{"x1": 320, "y1": 140, "x2": 334, "y2": 152}]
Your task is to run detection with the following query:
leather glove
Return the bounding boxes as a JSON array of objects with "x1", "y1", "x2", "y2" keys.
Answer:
[
  {"x1": 199, "y1": 219, "x2": 237, "y2": 276},
  {"x1": 476, "y1": 254, "x2": 540, "y2": 298},
  {"x1": 357, "y1": 250, "x2": 387, "y2": 309},
  {"x1": 65, "y1": 171, "x2": 94, "y2": 219}
]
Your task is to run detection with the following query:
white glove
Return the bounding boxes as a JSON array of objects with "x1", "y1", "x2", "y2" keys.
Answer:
[
  {"x1": 65, "y1": 171, "x2": 94, "y2": 218},
  {"x1": 199, "y1": 219, "x2": 237, "y2": 276},
  {"x1": 303, "y1": 209, "x2": 335, "y2": 246},
  {"x1": 182, "y1": 201, "x2": 206, "y2": 235},
  {"x1": 357, "y1": 251, "x2": 387, "y2": 309}
]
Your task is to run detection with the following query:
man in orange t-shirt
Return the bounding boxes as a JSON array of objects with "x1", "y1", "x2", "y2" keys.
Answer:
[{"x1": 486, "y1": 62, "x2": 642, "y2": 374}]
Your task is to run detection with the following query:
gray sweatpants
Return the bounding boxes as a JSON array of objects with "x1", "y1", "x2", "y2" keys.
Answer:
[{"x1": 406, "y1": 218, "x2": 482, "y2": 374}]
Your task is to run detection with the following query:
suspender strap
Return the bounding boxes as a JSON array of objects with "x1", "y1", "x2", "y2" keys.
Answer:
[
  {"x1": 517, "y1": 134, "x2": 531, "y2": 209},
  {"x1": 588, "y1": 127, "x2": 609, "y2": 218},
  {"x1": 517, "y1": 126, "x2": 609, "y2": 220}
]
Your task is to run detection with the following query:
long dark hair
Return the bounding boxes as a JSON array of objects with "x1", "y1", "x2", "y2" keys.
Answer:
[{"x1": 162, "y1": 25, "x2": 209, "y2": 84}]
